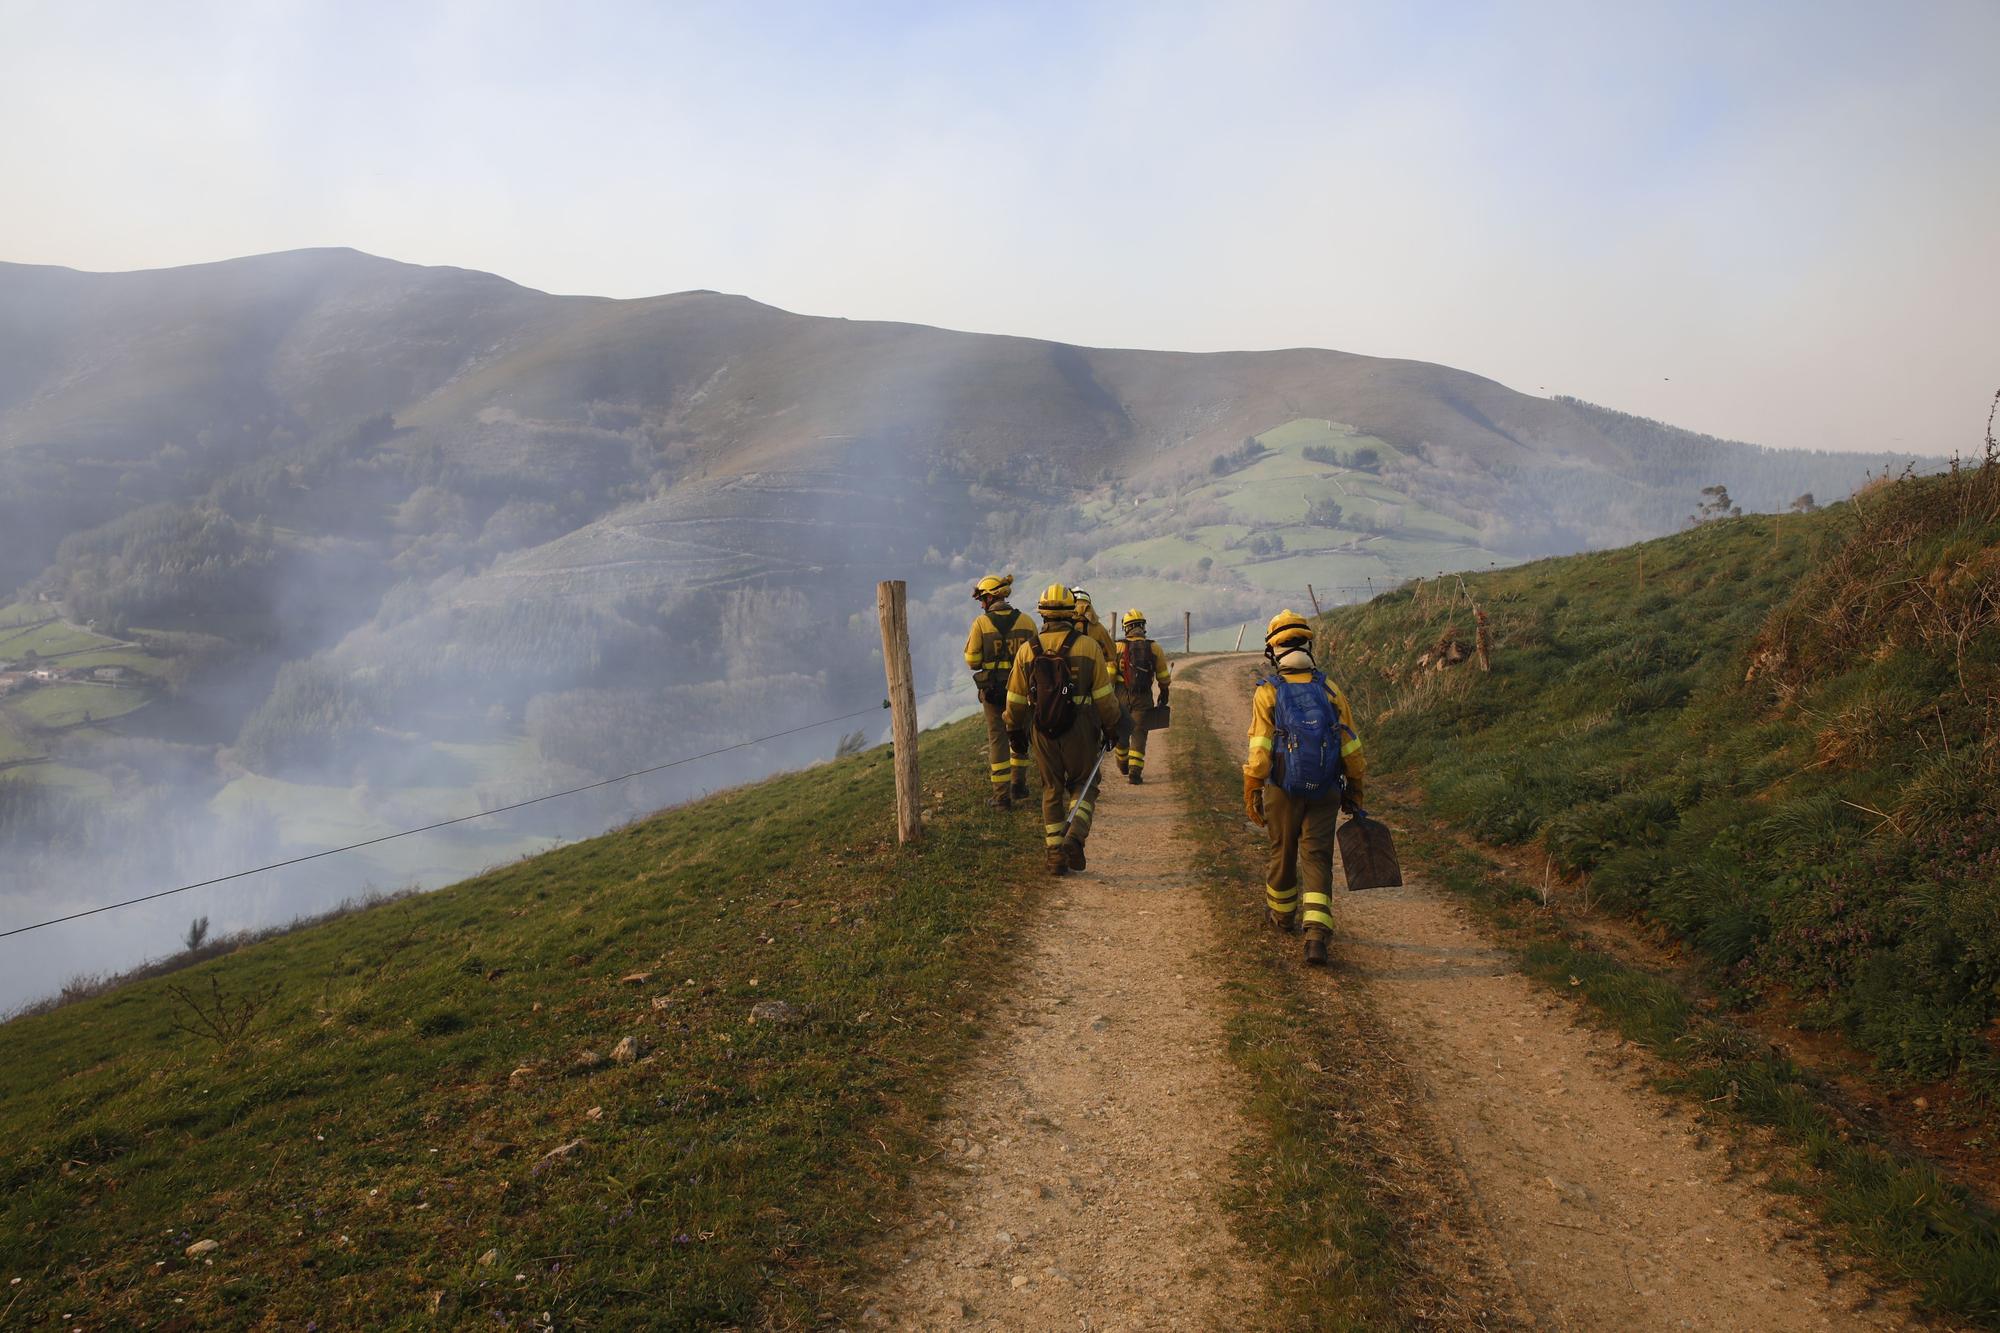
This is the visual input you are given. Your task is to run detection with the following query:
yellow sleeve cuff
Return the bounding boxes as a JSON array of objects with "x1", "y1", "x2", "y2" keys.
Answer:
[{"x1": 1007, "y1": 691, "x2": 1031, "y2": 706}]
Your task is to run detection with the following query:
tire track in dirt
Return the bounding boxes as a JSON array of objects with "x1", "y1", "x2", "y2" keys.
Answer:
[
  {"x1": 857, "y1": 723, "x2": 1268, "y2": 1330},
  {"x1": 1188, "y1": 655, "x2": 1915, "y2": 1332}
]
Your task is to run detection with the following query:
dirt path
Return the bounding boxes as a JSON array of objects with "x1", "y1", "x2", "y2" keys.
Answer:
[
  {"x1": 1187, "y1": 656, "x2": 1912, "y2": 1332},
  {"x1": 859, "y1": 722, "x2": 1268, "y2": 1330}
]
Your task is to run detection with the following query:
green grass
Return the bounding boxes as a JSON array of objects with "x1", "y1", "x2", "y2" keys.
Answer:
[
  {"x1": 1319, "y1": 472, "x2": 2000, "y2": 1099},
  {"x1": 1171, "y1": 676, "x2": 1427, "y2": 1329},
  {"x1": 1088, "y1": 418, "x2": 1516, "y2": 601},
  {"x1": 4, "y1": 683, "x2": 150, "y2": 729},
  {"x1": 1308, "y1": 456, "x2": 2000, "y2": 1322},
  {"x1": 0, "y1": 619, "x2": 121, "y2": 660},
  {"x1": 0, "y1": 602, "x2": 48, "y2": 630},
  {"x1": 41, "y1": 648, "x2": 166, "y2": 677},
  {"x1": 0, "y1": 717, "x2": 1047, "y2": 1328},
  {"x1": 0, "y1": 715, "x2": 42, "y2": 765}
]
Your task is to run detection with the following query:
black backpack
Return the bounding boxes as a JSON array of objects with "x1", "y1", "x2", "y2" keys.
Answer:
[
  {"x1": 1119, "y1": 637, "x2": 1156, "y2": 696},
  {"x1": 1025, "y1": 629, "x2": 1083, "y2": 737}
]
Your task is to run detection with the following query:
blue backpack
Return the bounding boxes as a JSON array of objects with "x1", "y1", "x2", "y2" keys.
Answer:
[{"x1": 1268, "y1": 671, "x2": 1349, "y2": 798}]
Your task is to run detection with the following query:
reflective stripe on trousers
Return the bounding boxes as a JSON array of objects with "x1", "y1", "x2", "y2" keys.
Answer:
[{"x1": 1262, "y1": 784, "x2": 1341, "y2": 933}]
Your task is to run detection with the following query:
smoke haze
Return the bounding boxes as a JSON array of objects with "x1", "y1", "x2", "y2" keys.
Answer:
[{"x1": 1, "y1": 1, "x2": 1994, "y2": 453}]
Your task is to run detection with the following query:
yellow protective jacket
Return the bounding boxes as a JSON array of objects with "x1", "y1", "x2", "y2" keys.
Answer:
[
  {"x1": 1115, "y1": 636, "x2": 1172, "y2": 695},
  {"x1": 1079, "y1": 609, "x2": 1118, "y2": 661},
  {"x1": 964, "y1": 603, "x2": 1035, "y2": 677},
  {"x1": 1244, "y1": 669, "x2": 1366, "y2": 804},
  {"x1": 1003, "y1": 622, "x2": 1123, "y2": 734}
]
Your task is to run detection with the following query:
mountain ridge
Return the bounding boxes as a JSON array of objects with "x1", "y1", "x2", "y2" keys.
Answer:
[{"x1": 0, "y1": 247, "x2": 1940, "y2": 1003}]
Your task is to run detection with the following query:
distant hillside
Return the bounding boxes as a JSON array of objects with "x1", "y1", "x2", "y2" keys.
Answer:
[{"x1": 0, "y1": 247, "x2": 1939, "y2": 1000}]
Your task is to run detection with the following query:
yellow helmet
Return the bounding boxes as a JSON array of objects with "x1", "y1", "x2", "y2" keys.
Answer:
[
  {"x1": 1265, "y1": 609, "x2": 1314, "y2": 652},
  {"x1": 1037, "y1": 583, "x2": 1078, "y2": 617},
  {"x1": 973, "y1": 573, "x2": 1012, "y2": 602},
  {"x1": 1121, "y1": 608, "x2": 1147, "y2": 630},
  {"x1": 1070, "y1": 586, "x2": 1092, "y2": 607}
]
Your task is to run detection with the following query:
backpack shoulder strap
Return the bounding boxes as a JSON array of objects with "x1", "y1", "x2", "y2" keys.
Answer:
[{"x1": 991, "y1": 607, "x2": 1020, "y2": 637}]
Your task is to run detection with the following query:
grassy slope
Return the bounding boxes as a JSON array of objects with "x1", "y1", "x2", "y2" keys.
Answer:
[
  {"x1": 1092, "y1": 419, "x2": 1497, "y2": 598},
  {"x1": 1321, "y1": 472, "x2": 2000, "y2": 1096},
  {"x1": 1313, "y1": 460, "x2": 2000, "y2": 1320},
  {"x1": 0, "y1": 717, "x2": 1043, "y2": 1329},
  {"x1": 7, "y1": 683, "x2": 150, "y2": 729}
]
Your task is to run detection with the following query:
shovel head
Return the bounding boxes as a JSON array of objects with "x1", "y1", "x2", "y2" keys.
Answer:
[
  {"x1": 1136, "y1": 704, "x2": 1172, "y2": 730},
  {"x1": 1337, "y1": 812, "x2": 1402, "y2": 891}
]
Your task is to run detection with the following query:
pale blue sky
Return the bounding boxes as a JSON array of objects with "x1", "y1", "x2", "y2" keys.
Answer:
[{"x1": 2, "y1": 0, "x2": 1994, "y2": 452}]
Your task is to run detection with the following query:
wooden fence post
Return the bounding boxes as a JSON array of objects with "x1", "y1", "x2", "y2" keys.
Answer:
[
  {"x1": 1306, "y1": 583, "x2": 1323, "y2": 616},
  {"x1": 876, "y1": 580, "x2": 921, "y2": 845},
  {"x1": 1233, "y1": 622, "x2": 1247, "y2": 652},
  {"x1": 1183, "y1": 611, "x2": 1192, "y2": 655}
]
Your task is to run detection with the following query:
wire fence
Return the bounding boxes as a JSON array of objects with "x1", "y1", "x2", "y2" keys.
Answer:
[
  {"x1": 0, "y1": 685, "x2": 954, "y2": 941},
  {"x1": 0, "y1": 577, "x2": 1408, "y2": 942}
]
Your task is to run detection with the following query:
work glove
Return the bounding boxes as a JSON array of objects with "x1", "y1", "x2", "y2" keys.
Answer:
[
  {"x1": 1243, "y1": 774, "x2": 1266, "y2": 828},
  {"x1": 1157, "y1": 685, "x2": 1170, "y2": 706},
  {"x1": 1341, "y1": 783, "x2": 1363, "y2": 815}
]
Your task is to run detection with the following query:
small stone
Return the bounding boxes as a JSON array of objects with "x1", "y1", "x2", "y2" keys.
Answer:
[
  {"x1": 619, "y1": 971, "x2": 653, "y2": 986},
  {"x1": 540, "y1": 1139, "x2": 585, "y2": 1164},
  {"x1": 650, "y1": 995, "x2": 677, "y2": 1011},
  {"x1": 611, "y1": 1036, "x2": 643, "y2": 1064},
  {"x1": 995, "y1": 1230, "x2": 1013, "y2": 1245},
  {"x1": 1544, "y1": 1174, "x2": 1591, "y2": 1205},
  {"x1": 750, "y1": 1000, "x2": 800, "y2": 1026},
  {"x1": 1088, "y1": 1015, "x2": 1109, "y2": 1032},
  {"x1": 1010, "y1": 1275, "x2": 1029, "y2": 1289},
  {"x1": 184, "y1": 1239, "x2": 219, "y2": 1258},
  {"x1": 585, "y1": 1106, "x2": 604, "y2": 1121},
  {"x1": 478, "y1": 1249, "x2": 499, "y2": 1267},
  {"x1": 572, "y1": 1050, "x2": 606, "y2": 1073},
  {"x1": 1912, "y1": 1096, "x2": 1930, "y2": 1111}
]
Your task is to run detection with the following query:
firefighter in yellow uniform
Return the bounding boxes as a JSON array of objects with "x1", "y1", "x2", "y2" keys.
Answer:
[
  {"x1": 1070, "y1": 587, "x2": 1119, "y2": 660},
  {"x1": 1004, "y1": 584, "x2": 1124, "y2": 875},
  {"x1": 1243, "y1": 611, "x2": 1366, "y2": 966},
  {"x1": 964, "y1": 574, "x2": 1036, "y2": 808},
  {"x1": 1114, "y1": 609, "x2": 1171, "y2": 784}
]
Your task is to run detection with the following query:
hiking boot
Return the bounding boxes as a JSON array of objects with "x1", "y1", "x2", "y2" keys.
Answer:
[
  {"x1": 1267, "y1": 907, "x2": 1298, "y2": 934},
  {"x1": 1063, "y1": 840, "x2": 1087, "y2": 872},
  {"x1": 1011, "y1": 773, "x2": 1030, "y2": 798},
  {"x1": 1127, "y1": 770, "x2": 1143, "y2": 785},
  {"x1": 1115, "y1": 754, "x2": 1130, "y2": 775},
  {"x1": 1045, "y1": 848, "x2": 1069, "y2": 877},
  {"x1": 1303, "y1": 929, "x2": 1330, "y2": 966},
  {"x1": 989, "y1": 789, "x2": 1012, "y2": 810}
]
